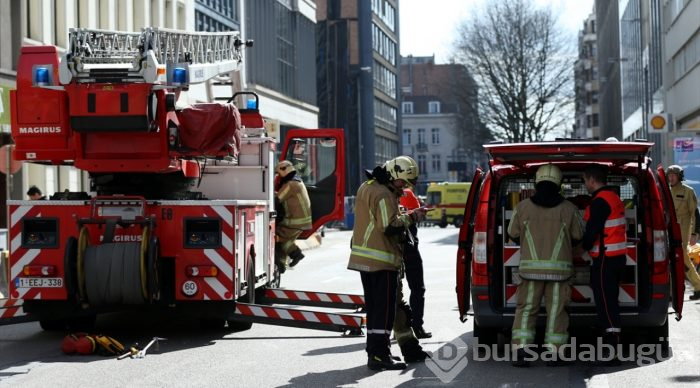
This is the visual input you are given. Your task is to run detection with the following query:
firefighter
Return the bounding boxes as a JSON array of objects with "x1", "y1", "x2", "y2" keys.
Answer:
[
  {"x1": 507, "y1": 164, "x2": 583, "y2": 367},
  {"x1": 274, "y1": 160, "x2": 312, "y2": 273},
  {"x1": 581, "y1": 163, "x2": 626, "y2": 366},
  {"x1": 399, "y1": 186, "x2": 432, "y2": 339},
  {"x1": 666, "y1": 165, "x2": 700, "y2": 300},
  {"x1": 26, "y1": 186, "x2": 46, "y2": 200},
  {"x1": 348, "y1": 156, "x2": 427, "y2": 371}
]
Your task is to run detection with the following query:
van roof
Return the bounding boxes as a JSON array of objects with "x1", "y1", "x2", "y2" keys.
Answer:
[{"x1": 484, "y1": 141, "x2": 653, "y2": 166}]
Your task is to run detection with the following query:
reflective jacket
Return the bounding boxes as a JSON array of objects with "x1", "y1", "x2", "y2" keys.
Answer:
[
  {"x1": 347, "y1": 179, "x2": 413, "y2": 272},
  {"x1": 508, "y1": 198, "x2": 583, "y2": 281},
  {"x1": 670, "y1": 183, "x2": 697, "y2": 244},
  {"x1": 277, "y1": 178, "x2": 312, "y2": 230},
  {"x1": 584, "y1": 190, "x2": 626, "y2": 258}
]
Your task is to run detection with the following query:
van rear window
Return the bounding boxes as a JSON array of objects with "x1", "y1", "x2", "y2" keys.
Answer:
[{"x1": 426, "y1": 192, "x2": 441, "y2": 206}]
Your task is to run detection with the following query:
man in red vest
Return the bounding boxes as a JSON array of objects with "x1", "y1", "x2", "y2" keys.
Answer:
[{"x1": 581, "y1": 164, "x2": 626, "y2": 366}]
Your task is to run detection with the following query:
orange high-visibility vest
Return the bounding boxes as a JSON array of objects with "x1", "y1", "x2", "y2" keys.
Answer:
[{"x1": 584, "y1": 190, "x2": 627, "y2": 258}]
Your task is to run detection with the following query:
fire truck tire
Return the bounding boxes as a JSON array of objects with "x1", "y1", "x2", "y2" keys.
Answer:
[
  {"x1": 39, "y1": 318, "x2": 67, "y2": 331},
  {"x1": 77, "y1": 227, "x2": 90, "y2": 301},
  {"x1": 147, "y1": 236, "x2": 160, "y2": 302},
  {"x1": 63, "y1": 237, "x2": 79, "y2": 299},
  {"x1": 140, "y1": 227, "x2": 150, "y2": 301},
  {"x1": 645, "y1": 319, "x2": 669, "y2": 352},
  {"x1": 270, "y1": 264, "x2": 281, "y2": 289},
  {"x1": 225, "y1": 255, "x2": 256, "y2": 332}
]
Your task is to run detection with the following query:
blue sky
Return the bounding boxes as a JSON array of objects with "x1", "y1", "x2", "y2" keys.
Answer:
[{"x1": 399, "y1": 0, "x2": 595, "y2": 63}]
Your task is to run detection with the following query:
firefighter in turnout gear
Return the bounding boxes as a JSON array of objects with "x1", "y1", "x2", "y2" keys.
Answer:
[
  {"x1": 274, "y1": 160, "x2": 312, "y2": 273},
  {"x1": 666, "y1": 165, "x2": 700, "y2": 300},
  {"x1": 507, "y1": 164, "x2": 583, "y2": 367},
  {"x1": 581, "y1": 163, "x2": 626, "y2": 366},
  {"x1": 348, "y1": 156, "x2": 428, "y2": 371}
]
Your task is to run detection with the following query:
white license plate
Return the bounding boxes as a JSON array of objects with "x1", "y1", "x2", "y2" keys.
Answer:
[{"x1": 16, "y1": 277, "x2": 64, "y2": 288}]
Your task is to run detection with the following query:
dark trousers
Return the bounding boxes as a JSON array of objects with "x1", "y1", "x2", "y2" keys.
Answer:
[
  {"x1": 404, "y1": 242, "x2": 426, "y2": 328},
  {"x1": 360, "y1": 270, "x2": 399, "y2": 357},
  {"x1": 590, "y1": 255, "x2": 626, "y2": 346}
]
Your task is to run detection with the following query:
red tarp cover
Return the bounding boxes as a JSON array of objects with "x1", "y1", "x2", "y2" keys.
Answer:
[{"x1": 176, "y1": 103, "x2": 241, "y2": 156}]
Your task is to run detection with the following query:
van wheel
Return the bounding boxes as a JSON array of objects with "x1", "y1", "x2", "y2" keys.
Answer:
[
  {"x1": 473, "y1": 321, "x2": 498, "y2": 347},
  {"x1": 646, "y1": 320, "x2": 669, "y2": 353},
  {"x1": 453, "y1": 218, "x2": 463, "y2": 228},
  {"x1": 439, "y1": 221, "x2": 448, "y2": 228}
]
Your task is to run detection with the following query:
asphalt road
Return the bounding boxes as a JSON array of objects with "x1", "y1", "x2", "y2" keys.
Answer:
[{"x1": 1, "y1": 227, "x2": 699, "y2": 387}]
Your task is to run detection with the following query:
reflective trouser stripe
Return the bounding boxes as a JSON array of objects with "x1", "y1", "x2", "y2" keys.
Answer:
[{"x1": 512, "y1": 280, "x2": 537, "y2": 346}]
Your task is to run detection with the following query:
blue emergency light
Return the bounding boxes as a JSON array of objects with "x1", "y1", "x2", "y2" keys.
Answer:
[
  {"x1": 247, "y1": 99, "x2": 257, "y2": 109},
  {"x1": 34, "y1": 67, "x2": 50, "y2": 86},
  {"x1": 172, "y1": 67, "x2": 187, "y2": 86}
]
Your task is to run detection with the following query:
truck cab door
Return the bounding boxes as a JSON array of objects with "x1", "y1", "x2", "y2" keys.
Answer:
[
  {"x1": 657, "y1": 166, "x2": 684, "y2": 319},
  {"x1": 456, "y1": 168, "x2": 483, "y2": 322},
  {"x1": 280, "y1": 129, "x2": 345, "y2": 239}
]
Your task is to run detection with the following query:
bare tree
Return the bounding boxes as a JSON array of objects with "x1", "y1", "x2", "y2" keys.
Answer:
[{"x1": 452, "y1": 0, "x2": 575, "y2": 142}]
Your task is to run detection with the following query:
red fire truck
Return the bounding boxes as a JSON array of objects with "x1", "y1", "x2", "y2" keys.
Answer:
[{"x1": 0, "y1": 27, "x2": 364, "y2": 334}]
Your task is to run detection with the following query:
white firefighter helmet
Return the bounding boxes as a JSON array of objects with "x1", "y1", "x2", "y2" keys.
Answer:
[
  {"x1": 385, "y1": 156, "x2": 419, "y2": 185},
  {"x1": 666, "y1": 164, "x2": 684, "y2": 180},
  {"x1": 275, "y1": 160, "x2": 296, "y2": 178},
  {"x1": 535, "y1": 164, "x2": 562, "y2": 186}
]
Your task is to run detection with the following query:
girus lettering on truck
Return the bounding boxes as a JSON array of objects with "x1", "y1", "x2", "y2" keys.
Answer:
[
  {"x1": 1, "y1": 27, "x2": 365, "y2": 337},
  {"x1": 456, "y1": 140, "x2": 685, "y2": 350}
]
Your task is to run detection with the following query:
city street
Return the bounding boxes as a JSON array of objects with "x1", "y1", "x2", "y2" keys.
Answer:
[{"x1": 1, "y1": 226, "x2": 699, "y2": 387}]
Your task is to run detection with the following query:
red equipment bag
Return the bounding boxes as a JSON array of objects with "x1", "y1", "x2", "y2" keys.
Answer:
[{"x1": 176, "y1": 103, "x2": 241, "y2": 156}]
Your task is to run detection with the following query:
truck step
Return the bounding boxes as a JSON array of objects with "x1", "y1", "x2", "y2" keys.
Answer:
[
  {"x1": 231, "y1": 302, "x2": 364, "y2": 335},
  {"x1": 261, "y1": 288, "x2": 365, "y2": 310}
]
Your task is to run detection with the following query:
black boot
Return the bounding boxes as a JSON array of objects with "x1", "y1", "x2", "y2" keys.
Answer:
[
  {"x1": 367, "y1": 354, "x2": 407, "y2": 371},
  {"x1": 413, "y1": 326, "x2": 433, "y2": 339},
  {"x1": 512, "y1": 348, "x2": 530, "y2": 367},
  {"x1": 289, "y1": 249, "x2": 305, "y2": 267},
  {"x1": 400, "y1": 338, "x2": 430, "y2": 362},
  {"x1": 690, "y1": 290, "x2": 700, "y2": 300}
]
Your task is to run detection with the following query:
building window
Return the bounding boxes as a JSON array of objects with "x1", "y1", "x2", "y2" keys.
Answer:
[
  {"x1": 417, "y1": 128, "x2": 426, "y2": 144},
  {"x1": 432, "y1": 154, "x2": 441, "y2": 172},
  {"x1": 431, "y1": 128, "x2": 440, "y2": 144},
  {"x1": 417, "y1": 155, "x2": 427, "y2": 174},
  {"x1": 402, "y1": 102, "x2": 413, "y2": 114},
  {"x1": 428, "y1": 101, "x2": 440, "y2": 113},
  {"x1": 403, "y1": 128, "x2": 411, "y2": 145}
]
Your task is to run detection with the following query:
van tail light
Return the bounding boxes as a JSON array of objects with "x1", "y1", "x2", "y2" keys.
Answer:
[
  {"x1": 471, "y1": 198, "x2": 489, "y2": 286},
  {"x1": 652, "y1": 229, "x2": 669, "y2": 283}
]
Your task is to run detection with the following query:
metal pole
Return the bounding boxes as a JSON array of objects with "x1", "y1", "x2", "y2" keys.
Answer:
[{"x1": 357, "y1": 78, "x2": 362, "y2": 191}]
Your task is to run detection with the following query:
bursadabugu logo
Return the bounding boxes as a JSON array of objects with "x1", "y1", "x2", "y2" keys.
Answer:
[{"x1": 424, "y1": 328, "x2": 469, "y2": 383}]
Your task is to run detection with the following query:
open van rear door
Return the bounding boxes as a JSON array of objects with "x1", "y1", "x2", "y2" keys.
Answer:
[
  {"x1": 280, "y1": 129, "x2": 345, "y2": 239},
  {"x1": 456, "y1": 168, "x2": 483, "y2": 322},
  {"x1": 484, "y1": 141, "x2": 654, "y2": 165},
  {"x1": 657, "y1": 166, "x2": 685, "y2": 319}
]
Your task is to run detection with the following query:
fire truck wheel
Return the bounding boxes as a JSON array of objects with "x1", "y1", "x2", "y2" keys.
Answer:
[
  {"x1": 270, "y1": 264, "x2": 281, "y2": 289},
  {"x1": 63, "y1": 237, "x2": 79, "y2": 300},
  {"x1": 645, "y1": 320, "x2": 669, "y2": 353},
  {"x1": 39, "y1": 318, "x2": 67, "y2": 331},
  {"x1": 77, "y1": 227, "x2": 91, "y2": 301},
  {"x1": 147, "y1": 236, "x2": 160, "y2": 302}
]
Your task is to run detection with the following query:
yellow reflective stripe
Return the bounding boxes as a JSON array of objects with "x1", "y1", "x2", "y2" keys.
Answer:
[
  {"x1": 604, "y1": 217, "x2": 626, "y2": 227},
  {"x1": 363, "y1": 216, "x2": 375, "y2": 246},
  {"x1": 546, "y1": 282, "x2": 560, "y2": 341},
  {"x1": 545, "y1": 332, "x2": 569, "y2": 345},
  {"x1": 523, "y1": 221, "x2": 539, "y2": 260},
  {"x1": 549, "y1": 223, "x2": 566, "y2": 260},
  {"x1": 351, "y1": 245, "x2": 395, "y2": 264},
  {"x1": 520, "y1": 260, "x2": 572, "y2": 271},
  {"x1": 516, "y1": 281, "x2": 536, "y2": 345},
  {"x1": 379, "y1": 198, "x2": 389, "y2": 228}
]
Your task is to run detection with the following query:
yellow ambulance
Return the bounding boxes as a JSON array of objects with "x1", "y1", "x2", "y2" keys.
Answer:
[{"x1": 425, "y1": 182, "x2": 471, "y2": 227}]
